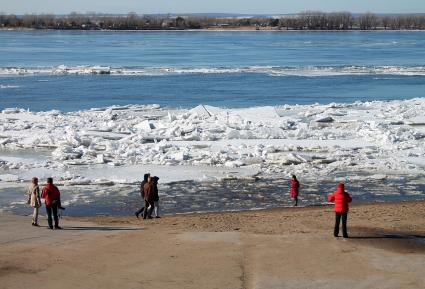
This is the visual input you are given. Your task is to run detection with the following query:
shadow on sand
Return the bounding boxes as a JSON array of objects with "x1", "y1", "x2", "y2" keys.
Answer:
[
  {"x1": 60, "y1": 226, "x2": 143, "y2": 232},
  {"x1": 348, "y1": 227, "x2": 425, "y2": 253},
  {"x1": 348, "y1": 234, "x2": 425, "y2": 240}
]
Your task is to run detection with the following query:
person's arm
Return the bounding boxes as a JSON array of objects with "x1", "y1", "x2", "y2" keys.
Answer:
[
  {"x1": 36, "y1": 187, "x2": 42, "y2": 206},
  {"x1": 327, "y1": 193, "x2": 335, "y2": 202},
  {"x1": 143, "y1": 185, "x2": 148, "y2": 200},
  {"x1": 347, "y1": 194, "x2": 352, "y2": 203}
]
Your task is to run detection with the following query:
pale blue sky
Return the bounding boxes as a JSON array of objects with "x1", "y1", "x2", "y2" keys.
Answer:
[{"x1": 1, "y1": 0, "x2": 425, "y2": 15}]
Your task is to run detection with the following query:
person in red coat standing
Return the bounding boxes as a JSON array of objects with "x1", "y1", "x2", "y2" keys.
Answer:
[
  {"x1": 328, "y1": 182, "x2": 352, "y2": 238},
  {"x1": 41, "y1": 177, "x2": 62, "y2": 229},
  {"x1": 289, "y1": 175, "x2": 300, "y2": 207}
]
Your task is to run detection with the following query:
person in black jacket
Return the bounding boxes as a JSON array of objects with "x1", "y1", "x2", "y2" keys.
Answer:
[
  {"x1": 152, "y1": 176, "x2": 160, "y2": 218},
  {"x1": 135, "y1": 173, "x2": 150, "y2": 218}
]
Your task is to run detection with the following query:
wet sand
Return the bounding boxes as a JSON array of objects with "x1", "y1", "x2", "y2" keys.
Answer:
[{"x1": 1, "y1": 200, "x2": 424, "y2": 289}]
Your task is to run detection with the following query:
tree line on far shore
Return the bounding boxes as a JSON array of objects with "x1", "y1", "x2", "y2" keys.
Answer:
[{"x1": 1, "y1": 11, "x2": 425, "y2": 30}]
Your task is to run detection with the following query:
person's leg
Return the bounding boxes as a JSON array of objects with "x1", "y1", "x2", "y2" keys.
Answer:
[
  {"x1": 147, "y1": 201, "x2": 154, "y2": 218},
  {"x1": 52, "y1": 204, "x2": 60, "y2": 228},
  {"x1": 135, "y1": 205, "x2": 144, "y2": 218},
  {"x1": 154, "y1": 201, "x2": 160, "y2": 217},
  {"x1": 342, "y1": 213, "x2": 348, "y2": 238},
  {"x1": 143, "y1": 200, "x2": 149, "y2": 219},
  {"x1": 334, "y1": 213, "x2": 341, "y2": 237},
  {"x1": 294, "y1": 196, "x2": 298, "y2": 207},
  {"x1": 32, "y1": 207, "x2": 39, "y2": 225},
  {"x1": 46, "y1": 205, "x2": 53, "y2": 229},
  {"x1": 32, "y1": 207, "x2": 36, "y2": 224}
]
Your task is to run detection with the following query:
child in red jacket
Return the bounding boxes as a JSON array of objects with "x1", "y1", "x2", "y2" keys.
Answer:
[{"x1": 328, "y1": 182, "x2": 352, "y2": 238}]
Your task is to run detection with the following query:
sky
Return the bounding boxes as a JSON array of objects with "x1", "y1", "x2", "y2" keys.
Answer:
[{"x1": 1, "y1": 0, "x2": 425, "y2": 15}]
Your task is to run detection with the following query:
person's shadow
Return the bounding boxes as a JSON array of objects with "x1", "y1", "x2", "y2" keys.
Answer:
[
  {"x1": 60, "y1": 226, "x2": 144, "y2": 232},
  {"x1": 347, "y1": 234, "x2": 425, "y2": 239}
]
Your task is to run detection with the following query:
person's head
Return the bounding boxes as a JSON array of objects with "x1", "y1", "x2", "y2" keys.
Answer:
[
  {"x1": 292, "y1": 175, "x2": 297, "y2": 181},
  {"x1": 32, "y1": 177, "x2": 38, "y2": 185},
  {"x1": 147, "y1": 176, "x2": 152, "y2": 183},
  {"x1": 337, "y1": 182, "x2": 345, "y2": 192},
  {"x1": 143, "y1": 173, "x2": 150, "y2": 182},
  {"x1": 47, "y1": 177, "x2": 53, "y2": 184},
  {"x1": 153, "y1": 176, "x2": 159, "y2": 184}
]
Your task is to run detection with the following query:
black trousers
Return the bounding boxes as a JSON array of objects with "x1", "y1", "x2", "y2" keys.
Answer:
[
  {"x1": 334, "y1": 213, "x2": 348, "y2": 237},
  {"x1": 46, "y1": 203, "x2": 59, "y2": 228},
  {"x1": 143, "y1": 200, "x2": 154, "y2": 219},
  {"x1": 135, "y1": 206, "x2": 145, "y2": 216}
]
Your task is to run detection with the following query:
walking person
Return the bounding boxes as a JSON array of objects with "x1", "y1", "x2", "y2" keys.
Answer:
[
  {"x1": 41, "y1": 177, "x2": 62, "y2": 230},
  {"x1": 327, "y1": 182, "x2": 352, "y2": 238},
  {"x1": 152, "y1": 176, "x2": 160, "y2": 218},
  {"x1": 27, "y1": 177, "x2": 42, "y2": 226},
  {"x1": 290, "y1": 175, "x2": 300, "y2": 207},
  {"x1": 135, "y1": 173, "x2": 150, "y2": 218},
  {"x1": 143, "y1": 176, "x2": 155, "y2": 219}
]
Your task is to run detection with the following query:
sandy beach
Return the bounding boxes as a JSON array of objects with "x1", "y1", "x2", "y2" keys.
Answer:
[{"x1": 1, "y1": 200, "x2": 424, "y2": 289}]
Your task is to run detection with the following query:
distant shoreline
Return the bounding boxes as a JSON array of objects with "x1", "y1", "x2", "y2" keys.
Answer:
[
  {"x1": 2, "y1": 27, "x2": 425, "y2": 32},
  {"x1": 3, "y1": 12, "x2": 425, "y2": 31}
]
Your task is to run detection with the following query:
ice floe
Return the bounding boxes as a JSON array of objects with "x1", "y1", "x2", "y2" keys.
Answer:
[
  {"x1": 0, "y1": 98, "x2": 425, "y2": 187},
  {"x1": 3, "y1": 65, "x2": 425, "y2": 77}
]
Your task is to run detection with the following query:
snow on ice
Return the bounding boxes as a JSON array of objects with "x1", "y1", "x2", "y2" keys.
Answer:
[{"x1": 0, "y1": 98, "x2": 425, "y2": 187}]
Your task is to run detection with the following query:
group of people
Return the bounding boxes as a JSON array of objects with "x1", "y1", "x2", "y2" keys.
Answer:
[
  {"x1": 27, "y1": 173, "x2": 351, "y2": 238},
  {"x1": 26, "y1": 177, "x2": 63, "y2": 229},
  {"x1": 134, "y1": 173, "x2": 161, "y2": 219},
  {"x1": 290, "y1": 174, "x2": 352, "y2": 238}
]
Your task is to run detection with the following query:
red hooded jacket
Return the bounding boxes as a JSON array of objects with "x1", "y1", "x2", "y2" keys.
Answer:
[
  {"x1": 327, "y1": 183, "x2": 352, "y2": 213},
  {"x1": 41, "y1": 183, "x2": 61, "y2": 206},
  {"x1": 290, "y1": 179, "x2": 300, "y2": 198}
]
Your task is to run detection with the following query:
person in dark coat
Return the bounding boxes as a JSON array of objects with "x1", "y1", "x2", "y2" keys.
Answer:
[
  {"x1": 152, "y1": 176, "x2": 160, "y2": 218},
  {"x1": 41, "y1": 177, "x2": 62, "y2": 230},
  {"x1": 328, "y1": 182, "x2": 352, "y2": 238},
  {"x1": 135, "y1": 173, "x2": 150, "y2": 218},
  {"x1": 143, "y1": 176, "x2": 155, "y2": 219},
  {"x1": 289, "y1": 175, "x2": 300, "y2": 206}
]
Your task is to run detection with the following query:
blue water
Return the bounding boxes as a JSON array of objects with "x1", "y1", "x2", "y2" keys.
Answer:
[{"x1": 1, "y1": 30, "x2": 425, "y2": 111}]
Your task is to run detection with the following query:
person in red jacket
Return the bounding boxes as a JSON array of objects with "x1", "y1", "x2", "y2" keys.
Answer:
[
  {"x1": 41, "y1": 177, "x2": 62, "y2": 229},
  {"x1": 328, "y1": 182, "x2": 352, "y2": 238},
  {"x1": 289, "y1": 175, "x2": 300, "y2": 206}
]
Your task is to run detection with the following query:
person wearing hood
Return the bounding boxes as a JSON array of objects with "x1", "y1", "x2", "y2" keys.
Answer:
[
  {"x1": 289, "y1": 175, "x2": 300, "y2": 207},
  {"x1": 41, "y1": 177, "x2": 62, "y2": 230},
  {"x1": 327, "y1": 182, "x2": 352, "y2": 238},
  {"x1": 152, "y1": 176, "x2": 160, "y2": 218},
  {"x1": 135, "y1": 173, "x2": 150, "y2": 218},
  {"x1": 27, "y1": 177, "x2": 42, "y2": 226}
]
